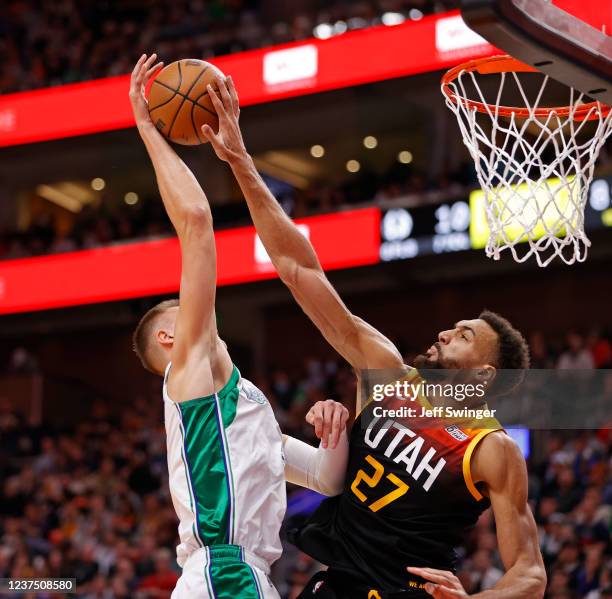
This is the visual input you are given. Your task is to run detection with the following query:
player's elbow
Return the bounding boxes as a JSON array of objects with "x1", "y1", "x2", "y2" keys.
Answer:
[
  {"x1": 524, "y1": 565, "x2": 547, "y2": 598},
  {"x1": 177, "y1": 205, "x2": 212, "y2": 238},
  {"x1": 276, "y1": 257, "x2": 300, "y2": 286},
  {"x1": 181, "y1": 204, "x2": 212, "y2": 228},
  {"x1": 316, "y1": 479, "x2": 344, "y2": 497},
  {"x1": 534, "y1": 568, "x2": 547, "y2": 598},
  {"x1": 278, "y1": 260, "x2": 323, "y2": 292}
]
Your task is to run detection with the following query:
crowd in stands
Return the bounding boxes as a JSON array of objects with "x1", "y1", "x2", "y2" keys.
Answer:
[
  {"x1": 0, "y1": 0, "x2": 451, "y2": 94},
  {"x1": 1, "y1": 327, "x2": 611, "y2": 598},
  {"x1": 0, "y1": 163, "x2": 475, "y2": 261}
]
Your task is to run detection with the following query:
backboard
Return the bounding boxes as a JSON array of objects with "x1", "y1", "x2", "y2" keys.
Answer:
[{"x1": 460, "y1": 0, "x2": 612, "y2": 105}]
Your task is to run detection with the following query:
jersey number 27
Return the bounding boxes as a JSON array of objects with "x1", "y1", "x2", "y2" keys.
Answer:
[{"x1": 350, "y1": 454, "x2": 409, "y2": 512}]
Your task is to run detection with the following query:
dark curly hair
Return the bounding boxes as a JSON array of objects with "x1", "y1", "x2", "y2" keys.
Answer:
[{"x1": 479, "y1": 310, "x2": 530, "y2": 396}]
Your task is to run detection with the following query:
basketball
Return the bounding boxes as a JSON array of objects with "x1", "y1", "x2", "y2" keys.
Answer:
[{"x1": 147, "y1": 59, "x2": 224, "y2": 146}]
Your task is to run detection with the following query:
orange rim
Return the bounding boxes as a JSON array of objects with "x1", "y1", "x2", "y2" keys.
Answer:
[{"x1": 441, "y1": 54, "x2": 611, "y2": 121}]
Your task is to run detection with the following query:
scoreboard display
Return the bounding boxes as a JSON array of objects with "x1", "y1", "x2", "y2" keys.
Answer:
[
  {"x1": 379, "y1": 176, "x2": 612, "y2": 261},
  {"x1": 379, "y1": 201, "x2": 471, "y2": 261}
]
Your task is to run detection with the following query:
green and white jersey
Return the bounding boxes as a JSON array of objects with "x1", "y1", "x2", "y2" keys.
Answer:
[{"x1": 163, "y1": 363, "x2": 286, "y2": 570}]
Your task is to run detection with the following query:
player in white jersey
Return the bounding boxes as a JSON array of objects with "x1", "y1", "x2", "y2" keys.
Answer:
[{"x1": 128, "y1": 54, "x2": 350, "y2": 599}]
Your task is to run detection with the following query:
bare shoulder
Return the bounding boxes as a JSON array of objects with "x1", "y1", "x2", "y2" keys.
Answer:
[
  {"x1": 472, "y1": 430, "x2": 527, "y2": 491},
  {"x1": 167, "y1": 354, "x2": 214, "y2": 403},
  {"x1": 168, "y1": 336, "x2": 233, "y2": 403}
]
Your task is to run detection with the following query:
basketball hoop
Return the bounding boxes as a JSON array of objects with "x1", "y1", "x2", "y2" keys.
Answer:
[{"x1": 442, "y1": 54, "x2": 612, "y2": 266}]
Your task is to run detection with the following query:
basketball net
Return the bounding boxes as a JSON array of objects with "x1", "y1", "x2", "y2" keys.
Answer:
[{"x1": 442, "y1": 55, "x2": 612, "y2": 267}]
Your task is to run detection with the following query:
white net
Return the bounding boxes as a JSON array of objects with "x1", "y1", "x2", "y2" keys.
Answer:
[{"x1": 443, "y1": 60, "x2": 612, "y2": 267}]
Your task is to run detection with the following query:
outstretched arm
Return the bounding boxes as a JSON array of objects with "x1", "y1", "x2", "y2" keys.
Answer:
[
  {"x1": 130, "y1": 55, "x2": 231, "y2": 398},
  {"x1": 201, "y1": 76, "x2": 404, "y2": 372},
  {"x1": 407, "y1": 433, "x2": 546, "y2": 598}
]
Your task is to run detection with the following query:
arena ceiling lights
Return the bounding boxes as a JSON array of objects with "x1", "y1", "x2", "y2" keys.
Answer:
[{"x1": 35, "y1": 182, "x2": 97, "y2": 213}]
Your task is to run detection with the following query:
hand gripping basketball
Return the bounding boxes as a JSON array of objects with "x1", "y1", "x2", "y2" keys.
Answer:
[
  {"x1": 200, "y1": 76, "x2": 248, "y2": 164},
  {"x1": 129, "y1": 53, "x2": 164, "y2": 129}
]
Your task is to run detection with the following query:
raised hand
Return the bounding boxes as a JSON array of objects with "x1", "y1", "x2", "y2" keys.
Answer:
[
  {"x1": 201, "y1": 75, "x2": 247, "y2": 163},
  {"x1": 305, "y1": 399, "x2": 350, "y2": 449},
  {"x1": 129, "y1": 53, "x2": 164, "y2": 128}
]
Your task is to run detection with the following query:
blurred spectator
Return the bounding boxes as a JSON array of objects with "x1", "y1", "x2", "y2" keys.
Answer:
[
  {"x1": 0, "y1": 0, "x2": 444, "y2": 94},
  {"x1": 588, "y1": 329, "x2": 612, "y2": 368},
  {"x1": 465, "y1": 549, "x2": 503, "y2": 591},
  {"x1": 557, "y1": 333, "x2": 595, "y2": 370},
  {"x1": 0, "y1": 164, "x2": 472, "y2": 262},
  {"x1": 136, "y1": 548, "x2": 179, "y2": 598},
  {"x1": 530, "y1": 330, "x2": 555, "y2": 369},
  {"x1": 0, "y1": 334, "x2": 611, "y2": 598}
]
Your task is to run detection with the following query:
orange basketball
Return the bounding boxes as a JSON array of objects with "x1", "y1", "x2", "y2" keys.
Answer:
[{"x1": 147, "y1": 59, "x2": 224, "y2": 146}]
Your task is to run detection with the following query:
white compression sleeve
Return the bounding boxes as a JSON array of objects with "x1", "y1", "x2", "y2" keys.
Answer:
[{"x1": 283, "y1": 431, "x2": 349, "y2": 496}]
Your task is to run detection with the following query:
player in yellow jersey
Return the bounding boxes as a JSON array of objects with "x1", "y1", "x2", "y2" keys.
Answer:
[{"x1": 200, "y1": 74, "x2": 546, "y2": 599}]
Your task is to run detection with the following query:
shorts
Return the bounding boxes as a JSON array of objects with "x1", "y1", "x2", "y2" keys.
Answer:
[
  {"x1": 172, "y1": 544, "x2": 280, "y2": 599},
  {"x1": 296, "y1": 570, "x2": 430, "y2": 599}
]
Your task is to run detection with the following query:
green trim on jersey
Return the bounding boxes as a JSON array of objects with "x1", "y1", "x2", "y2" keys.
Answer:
[
  {"x1": 179, "y1": 365, "x2": 240, "y2": 407},
  {"x1": 215, "y1": 367, "x2": 240, "y2": 542},
  {"x1": 179, "y1": 366, "x2": 240, "y2": 546},
  {"x1": 173, "y1": 402, "x2": 203, "y2": 547},
  {"x1": 207, "y1": 545, "x2": 261, "y2": 599}
]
